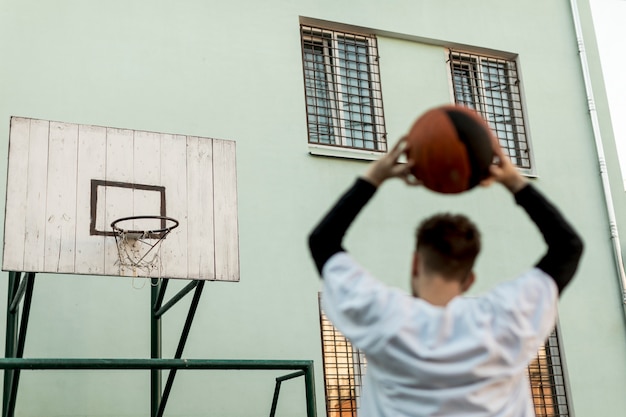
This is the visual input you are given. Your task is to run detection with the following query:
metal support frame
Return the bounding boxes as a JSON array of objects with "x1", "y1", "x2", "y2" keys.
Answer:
[
  {"x1": 150, "y1": 278, "x2": 205, "y2": 417},
  {"x1": 0, "y1": 358, "x2": 317, "y2": 416},
  {"x1": 3, "y1": 272, "x2": 35, "y2": 417},
  {"x1": 270, "y1": 370, "x2": 306, "y2": 417},
  {"x1": 2, "y1": 273, "x2": 317, "y2": 416},
  {"x1": 151, "y1": 278, "x2": 163, "y2": 417}
]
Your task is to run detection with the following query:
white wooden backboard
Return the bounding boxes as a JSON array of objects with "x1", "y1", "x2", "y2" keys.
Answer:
[{"x1": 3, "y1": 117, "x2": 239, "y2": 281}]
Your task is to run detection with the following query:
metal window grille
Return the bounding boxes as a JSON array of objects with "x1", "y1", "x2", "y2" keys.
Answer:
[
  {"x1": 449, "y1": 51, "x2": 531, "y2": 169},
  {"x1": 527, "y1": 328, "x2": 570, "y2": 417},
  {"x1": 320, "y1": 313, "x2": 570, "y2": 417},
  {"x1": 320, "y1": 313, "x2": 366, "y2": 417},
  {"x1": 301, "y1": 25, "x2": 387, "y2": 152}
]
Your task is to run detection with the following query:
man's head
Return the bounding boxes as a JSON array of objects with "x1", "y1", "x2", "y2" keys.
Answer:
[{"x1": 414, "y1": 213, "x2": 481, "y2": 286}]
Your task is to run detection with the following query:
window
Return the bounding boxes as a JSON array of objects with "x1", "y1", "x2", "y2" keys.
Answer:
[
  {"x1": 528, "y1": 330, "x2": 571, "y2": 417},
  {"x1": 449, "y1": 51, "x2": 532, "y2": 170},
  {"x1": 320, "y1": 313, "x2": 367, "y2": 417},
  {"x1": 320, "y1": 314, "x2": 570, "y2": 417},
  {"x1": 301, "y1": 25, "x2": 387, "y2": 153}
]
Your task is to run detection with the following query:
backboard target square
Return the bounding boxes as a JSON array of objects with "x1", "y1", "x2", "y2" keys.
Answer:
[
  {"x1": 3, "y1": 117, "x2": 239, "y2": 281},
  {"x1": 90, "y1": 180, "x2": 166, "y2": 237}
]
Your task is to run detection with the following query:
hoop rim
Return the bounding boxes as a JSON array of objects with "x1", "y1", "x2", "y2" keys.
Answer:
[{"x1": 111, "y1": 215, "x2": 179, "y2": 236}]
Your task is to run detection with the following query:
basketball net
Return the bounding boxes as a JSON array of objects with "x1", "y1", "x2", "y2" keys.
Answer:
[
  {"x1": 111, "y1": 216, "x2": 179, "y2": 284},
  {"x1": 114, "y1": 231, "x2": 165, "y2": 280}
]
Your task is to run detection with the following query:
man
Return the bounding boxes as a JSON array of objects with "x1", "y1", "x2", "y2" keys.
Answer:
[{"x1": 308, "y1": 138, "x2": 583, "y2": 416}]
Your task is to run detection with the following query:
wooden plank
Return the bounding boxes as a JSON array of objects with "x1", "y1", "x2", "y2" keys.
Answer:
[
  {"x1": 132, "y1": 130, "x2": 161, "y2": 217},
  {"x1": 159, "y1": 134, "x2": 188, "y2": 279},
  {"x1": 22, "y1": 119, "x2": 50, "y2": 272},
  {"x1": 104, "y1": 127, "x2": 135, "y2": 276},
  {"x1": 127, "y1": 129, "x2": 162, "y2": 278},
  {"x1": 75, "y1": 124, "x2": 107, "y2": 275},
  {"x1": 44, "y1": 122, "x2": 79, "y2": 273},
  {"x1": 212, "y1": 139, "x2": 239, "y2": 281},
  {"x1": 3, "y1": 117, "x2": 32, "y2": 271},
  {"x1": 186, "y1": 136, "x2": 215, "y2": 280}
]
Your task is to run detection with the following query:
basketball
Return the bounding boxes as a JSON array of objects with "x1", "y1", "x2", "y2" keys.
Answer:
[{"x1": 404, "y1": 105, "x2": 495, "y2": 194}]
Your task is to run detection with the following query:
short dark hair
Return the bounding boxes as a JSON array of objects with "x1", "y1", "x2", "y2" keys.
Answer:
[{"x1": 416, "y1": 213, "x2": 481, "y2": 280}]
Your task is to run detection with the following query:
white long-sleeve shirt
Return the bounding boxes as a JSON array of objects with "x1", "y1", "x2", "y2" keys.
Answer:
[{"x1": 322, "y1": 252, "x2": 559, "y2": 417}]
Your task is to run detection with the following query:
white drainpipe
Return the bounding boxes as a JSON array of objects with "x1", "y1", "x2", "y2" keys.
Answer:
[{"x1": 569, "y1": 0, "x2": 626, "y2": 307}]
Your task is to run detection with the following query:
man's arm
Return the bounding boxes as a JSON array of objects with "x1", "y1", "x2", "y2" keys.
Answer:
[
  {"x1": 308, "y1": 179, "x2": 377, "y2": 274},
  {"x1": 308, "y1": 139, "x2": 417, "y2": 276},
  {"x1": 514, "y1": 184, "x2": 584, "y2": 293},
  {"x1": 490, "y1": 152, "x2": 584, "y2": 294}
]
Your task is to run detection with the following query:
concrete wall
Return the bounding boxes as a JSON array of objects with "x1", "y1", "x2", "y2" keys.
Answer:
[{"x1": 0, "y1": 0, "x2": 624, "y2": 415}]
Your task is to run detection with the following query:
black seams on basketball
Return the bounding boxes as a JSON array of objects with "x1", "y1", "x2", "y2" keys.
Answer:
[{"x1": 404, "y1": 105, "x2": 495, "y2": 194}]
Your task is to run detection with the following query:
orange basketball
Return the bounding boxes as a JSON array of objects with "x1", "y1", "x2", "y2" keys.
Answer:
[{"x1": 404, "y1": 105, "x2": 495, "y2": 194}]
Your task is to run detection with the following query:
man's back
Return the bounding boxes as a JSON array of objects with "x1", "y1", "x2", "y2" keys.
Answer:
[{"x1": 322, "y1": 253, "x2": 559, "y2": 417}]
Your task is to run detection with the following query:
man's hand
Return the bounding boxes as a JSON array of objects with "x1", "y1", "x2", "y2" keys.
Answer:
[
  {"x1": 484, "y1": 140, "x2": 527, "y2": 193},
  {"x1": 362, "y1": 137, "x2": 421, "y2": 188}
]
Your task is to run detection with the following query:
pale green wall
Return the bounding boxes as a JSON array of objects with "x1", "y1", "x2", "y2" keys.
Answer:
[{"x1": 0, "y1": 0, "x2": 624, "y2": 415}]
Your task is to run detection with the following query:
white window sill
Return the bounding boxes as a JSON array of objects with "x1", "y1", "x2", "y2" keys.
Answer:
[
  {"x1": 308, "y1": 144, "x2": 385, "y2": 161},
  {"x1": 518, "y1": 168, "x2": 537, "y2": 178},
  {"x1": 308, "y1": 144, "x2": 537, "y2": 177}
]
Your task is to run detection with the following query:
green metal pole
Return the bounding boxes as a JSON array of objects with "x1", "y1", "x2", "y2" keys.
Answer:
[
  {"x1": 0, "y1": 358, "x2": 314, "y2": 370},
  {"x1": 156, "y1": 280, "x2": 205, "y2": 417},
  {"x1": 153, "y1": 281, "x2": 197, "y2": 319},
  {"x1": 270, "y1": 371, "x2": 306, "y2": 417},
  {"x1": 8, "y1": 276, "x2": 28, "y2": 313},
  {"x1": 6, "y1": 273, "x2": 36, "y2": 417},
  {"x1": 304, "y1": 363, "x2": 317, "y2": 417},
  {"x1": 150, "y1": 279, "x2": 162, "y2": 417},
  {"x1": 3, "y1": 272, "x2": 20, "y2": 417}
]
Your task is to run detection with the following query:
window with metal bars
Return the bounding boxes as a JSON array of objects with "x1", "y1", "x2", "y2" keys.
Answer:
[
  {"x1": 449, "y1": 51, "x2": 532, "y2": 171},
  {"x1": 320, "y1": 313, "x2": 570, "y2": 417},
  {"x1": 320, "y1": 313, "x2": 367, "y2": 417},
  {"x1": 300, "y1": 25, "x2": 387, "y2": 152},
  {"x1": 528, "y1": 331, "x2": 571, "y2": 417}
]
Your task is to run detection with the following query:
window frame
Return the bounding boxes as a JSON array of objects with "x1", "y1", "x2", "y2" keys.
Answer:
[
  {"x1": 447, "y1": 50, "x2": 536, "y2": 176},
  {"x1": 301, "y1": 25, "x2": 387, "y2": 159}
]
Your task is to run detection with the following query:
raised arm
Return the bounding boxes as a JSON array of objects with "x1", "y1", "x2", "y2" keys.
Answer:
[
  {"x1": 514, "y1": 185, "x2": 584, "y2": 293},
  {"x1": 308, "y1": 179, "x2": 377, "y2": 274},
  {"x1": 490, "y1": 152, "x2": 584, "y2": 294},
  {"x1": 308, "y1": 139, "x2": 418, "y2": 275}
]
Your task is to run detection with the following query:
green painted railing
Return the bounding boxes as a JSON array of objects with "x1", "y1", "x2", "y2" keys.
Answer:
[
  {"x1": 0, "y1": 358, "x2": 317, "y2": 416},
  {"x1": 3, "y1": 272, "x2": 317, "y2": 417}
]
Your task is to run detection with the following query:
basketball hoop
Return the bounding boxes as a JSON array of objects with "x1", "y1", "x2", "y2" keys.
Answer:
[{"x1": 111, "y1": 215, "x2": 179, "y2": 278}]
